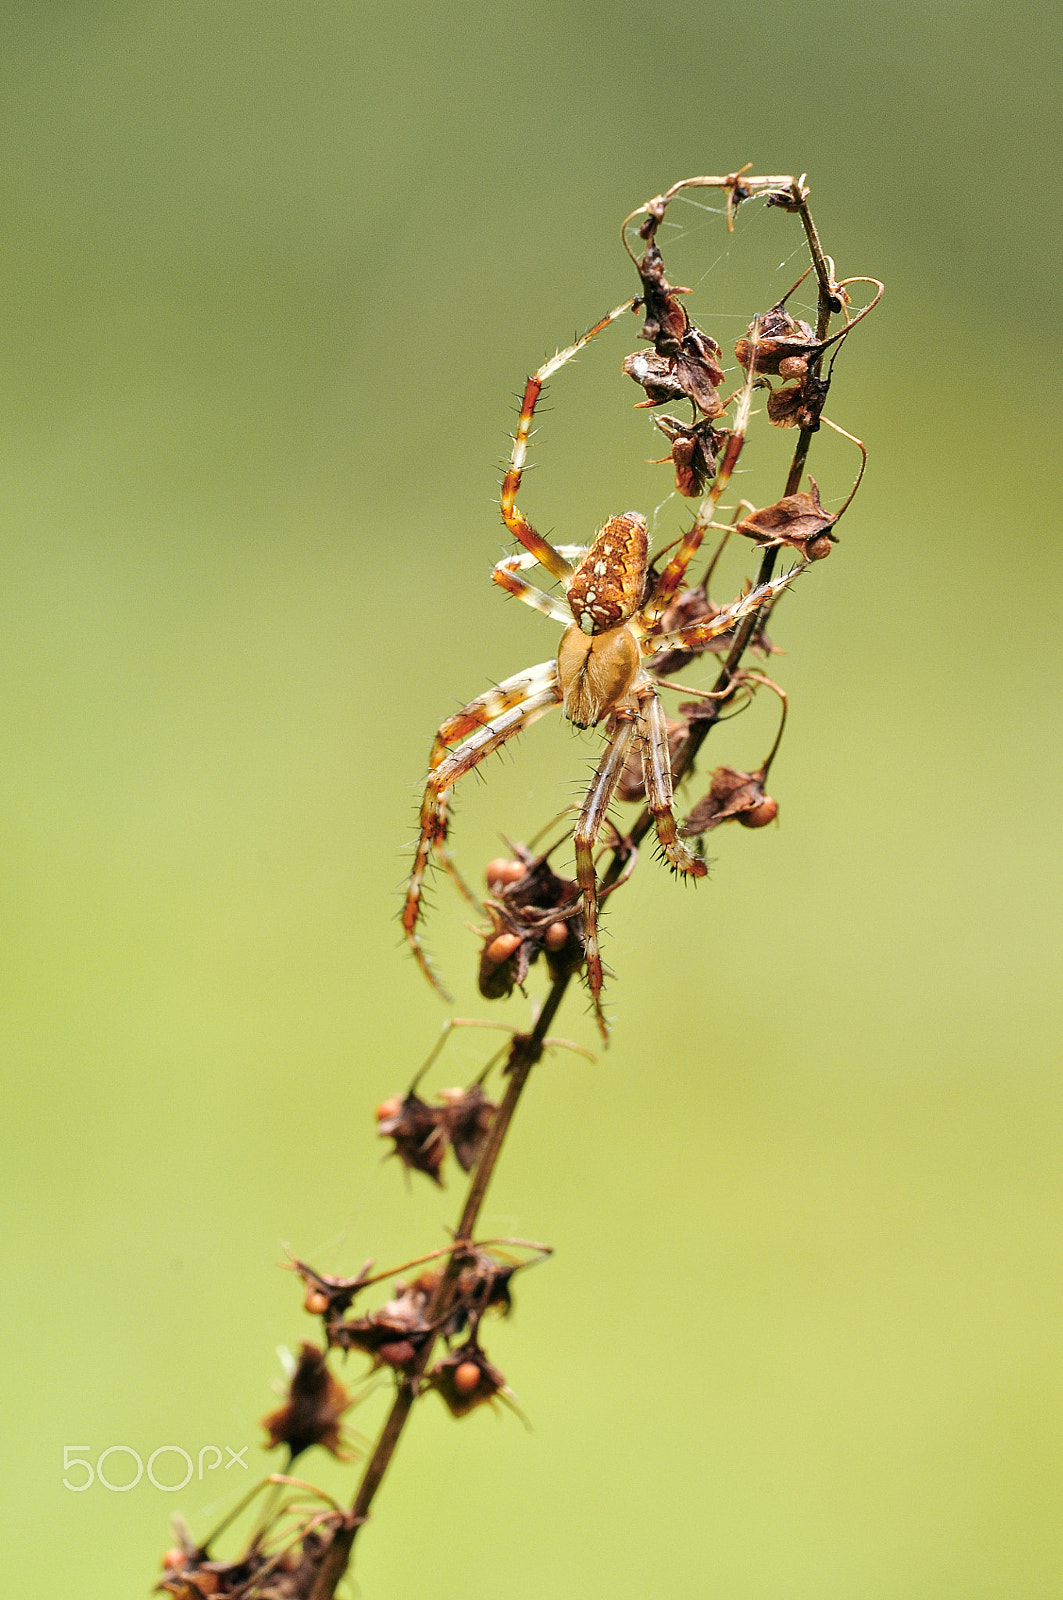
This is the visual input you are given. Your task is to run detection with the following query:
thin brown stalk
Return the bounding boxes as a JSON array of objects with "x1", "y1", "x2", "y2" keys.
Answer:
[{"x1": 306, "y1": 972, "x2": 574, "y2": 1600}]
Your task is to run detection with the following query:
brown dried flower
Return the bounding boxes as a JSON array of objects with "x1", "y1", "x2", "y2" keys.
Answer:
[
  {"x1": 375, "y1": 1090, "x2": 446, "y2": 1184},
  {"x1": 288, "y1": 1257, "x2": 373, "y2": 1321},
  {"x1": 429, "y1": 1338, "x2": 510, "y2": 1418},
  {"x1": 478, "y1": 847, "x2": 583, "y2": 1000},
  {"x1": 766, "y1": 371, "x2": 831, "y2": 431},
  {"x1": 262, "y1": 1342, "x2": 354, "y2": 1461},
  {"x1": 652, "y1": 414, "x2": 728, "y2": 497},
  {"x1": 437, "y1": 1083, "x2": 497, "y2": 1172},
  {"x1": 330, "y1": 1272, "x2": 438, "y2": 1370},
  {"x1": 735, "y1": 478, "x2": 838, "y2": 561},
  {"x1": 680, "y1": 766, "x2": 778, "y2": 836},
  {"x1": 734, "y1": 301, "x2": 820, "y2": 377}
]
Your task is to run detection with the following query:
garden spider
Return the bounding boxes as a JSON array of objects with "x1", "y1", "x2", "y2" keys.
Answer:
[{"x1": 402, "y1": 300, "x2": 800, "y2": 1039}]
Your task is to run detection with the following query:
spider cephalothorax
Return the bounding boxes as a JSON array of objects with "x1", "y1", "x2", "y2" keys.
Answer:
[{"x1": 401, "y1": 300, "x2": 798, "y2": 1040}]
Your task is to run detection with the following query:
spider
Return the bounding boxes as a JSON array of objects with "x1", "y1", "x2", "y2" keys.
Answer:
[{"x1": 402, "y1": 300, "x2": 799, "y2": 1039}]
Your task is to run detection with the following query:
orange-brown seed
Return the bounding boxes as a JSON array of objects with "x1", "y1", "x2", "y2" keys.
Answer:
[
  {"x1": 453, "y1": 1360, "x2": 482, "y2": 1395},
  {"x1": 161, "y1": 1550, "x2": 186, "y2": 1571},
  {"x1": 738, "y1": 797, "x2": 778, "y2": 828},
  {"x1": 304, "y1": 1287, "x2": 330, "y2": 1316},
  {"x1": 374, "y1": 1095, "x2": 402, "y2": 1122},
  {"x1": 544, "y1": 920, "x2": 569, "y2": 951},
  {"x1": 484, "y1": 932, "x2": 522, "y2": 965},
  {"x1": 485, "y1": 857, "x2": 525, "y2": 890}
]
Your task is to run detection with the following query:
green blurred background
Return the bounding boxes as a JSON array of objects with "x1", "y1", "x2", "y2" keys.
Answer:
[{"x1": 2, "y1": 2, "x2": 1061, "y2": 1595}]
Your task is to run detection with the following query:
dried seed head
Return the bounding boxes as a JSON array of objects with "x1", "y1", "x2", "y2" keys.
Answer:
[
  {"x1": 437, "y1": 1082, "x2": 497, "y2": 1172},
  {"x1": 289, "y1": 1256, "x2": 373, "y2": 1322},
  {"x1": 478, "y1": 927, "x2": 526, "y2": 999},
  {"x1": 735, "y1": 302, "x2": 819, "y2": 376},
  {"x1": 735, "y1": 478, "x2": 839, "y2": 561},
  {"x1": 330, "y1": 1276, "x2": 434, "y2": 1370},
  {"x1": 261, "y1": 1341, "x2": 354, "y2": 1461},
  {"x1": 653, "y1": 414, "x2": 728, "y2": 498},
  {"x1": 622, "y1": 349, "x2": 688, "y2": 407},
  {"x1": 429, "y1": 1341, "x2": 509, "y2": 1418},
  {"x1": 681, "y1": 766, "x2": 775, "y2": 836},
  {"x1": 766, "y1": 371, "x2": 831, "y2": 432},
  {"x1": 376, "y1": 1091, "x2": 447, "y2": 1185}
]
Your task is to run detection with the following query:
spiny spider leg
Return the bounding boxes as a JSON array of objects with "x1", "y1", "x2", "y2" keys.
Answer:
[
  {"x1": 573, "y1": 708, "x2": 638, "y2": 1040},
  {"x1": 642, "y1": 568, "x2": 801, "y2": 658},
  {"x1": 429, "y1": 660, "x2": 559, "y2": 765},
  {"x1": 491, "y1": 549, "x2": 588, "y2": 624},
  {"x1": 636, "y1": 685, "x2": 706, "y2": 877},
  {"x1": 404, "y1": 671, "x2": 562, "y2": 993},
  {"x1": 500, "y1": 299, "x2": 636, "y2": 581}
]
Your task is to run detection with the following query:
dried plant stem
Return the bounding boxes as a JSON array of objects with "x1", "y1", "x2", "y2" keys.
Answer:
[{"x1": 307, "y1": 971, "x2": 575, "y2": 1600}]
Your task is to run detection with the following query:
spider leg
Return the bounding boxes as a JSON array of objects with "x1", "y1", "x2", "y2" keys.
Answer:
[
  {"x1": 643, "y1": 567, "x2": 801, "y2": 660},
  {"x1": 636, "y1": 684, "x2": 707, "y2": 878},
  {"x1": 573, "y1": 708, "x2": 638, "y2": 1042},
  {"x1": 491, "y1": 552, "x2": 582, "y2": 625},
  {"x1": 404, "y1": 673, "x2": 562, "y2": 995},
  {"x1": 500, "y1": 300, "x2": 635, "y2": 582},
  {"x1": 429, "y1": 660, "x2": 559, "y2": 766}
]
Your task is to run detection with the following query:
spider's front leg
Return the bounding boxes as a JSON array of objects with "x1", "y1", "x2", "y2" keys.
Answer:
[
  {"x1": 573, "y1": 708, "x2": 638, "y2": 1041},
  {"x1": 500, "y1": 299, "x2": 635, "y2": 582},
  {"x1": 403, "y1": 664, "x2": 562, "y2": 996}
]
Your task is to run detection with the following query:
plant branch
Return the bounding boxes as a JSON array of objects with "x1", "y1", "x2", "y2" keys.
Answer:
[{"x1": 306, "y1": 971, "x2": 574, "y2": 1600}]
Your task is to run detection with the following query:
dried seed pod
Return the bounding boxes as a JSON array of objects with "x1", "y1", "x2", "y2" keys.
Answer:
[
  {"x1": 485, "y1": 856, "x2": 525, "y2": 891},
  {"x1": 622, "y1": 349, "x2": 688, "y2": 407},
  {"x1": 288, "y1": 1256, "x2": 373, "y2": 1322},
  {"x1": 681, "y1": 766, "x2": 776, "y2": 836},
  {"x1": 478, "y1": 846, "x2": 584, "y2": 997},
  {"x1": 735, "y1": 301, "x2": 819, "y2": 376},
  {"x1": 376, "y1": 1091, "x2": 447, "y2": 1184},
  {"x1": 766, "y1": 372, "x2": 831, "y2": 432},
  {"x1": 735, "y1": 478, "x2": 839, "y2": 560},
  {"x1": 653, "y1": 414, "x2": 728, "y2": 497},
  {"x1": 444, "y1": 1247, "x2": 525, "y2": 1338},
  {"x1": 737, "y1": 796, "x2": 778, "y2": 828},
  {"x1": 261, "y1": 1342, "x2": 354, "y2": 1461},
  {"x1": 631, "y1": 239, "x2": 726, "y2": 415},
  {"x1": 437, "y1": 1083, "x2": 497, "y2": 1172},
  {"x1": 330, "y1": 1274, "x2": 436, "y2": 1370},
  {"x1": 429, "y1": 1340, "x2": 510, "y2": 1418}
]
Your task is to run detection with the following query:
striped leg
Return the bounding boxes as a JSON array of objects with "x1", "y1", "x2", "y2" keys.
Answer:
[
  {"x1": 573, "y1": 709, "x2": 638, "y2": 1041},
  {"x1": 500, "y1": 300, "x2": 636, "y2": 581},
  {"x1": 637, "y1": 685, "x2": 706, "y2": 878},
  {"x1": 491, "y1": 547, "x2": 588, "y2": 623},
  {"x1": 403, "y1": 671, "x2": 562, "y2": 995},
  {"x1": 643, "y1": 568, "x2": 801, "y2": 661}
]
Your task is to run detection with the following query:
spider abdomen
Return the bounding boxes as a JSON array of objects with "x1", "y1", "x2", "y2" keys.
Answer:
[
  {"x1": 557, "y1": 622, "x2": 640, "y2": 728},
  {"x1": 567, "y1": 512, "x2": 647, "y2": 635}
]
